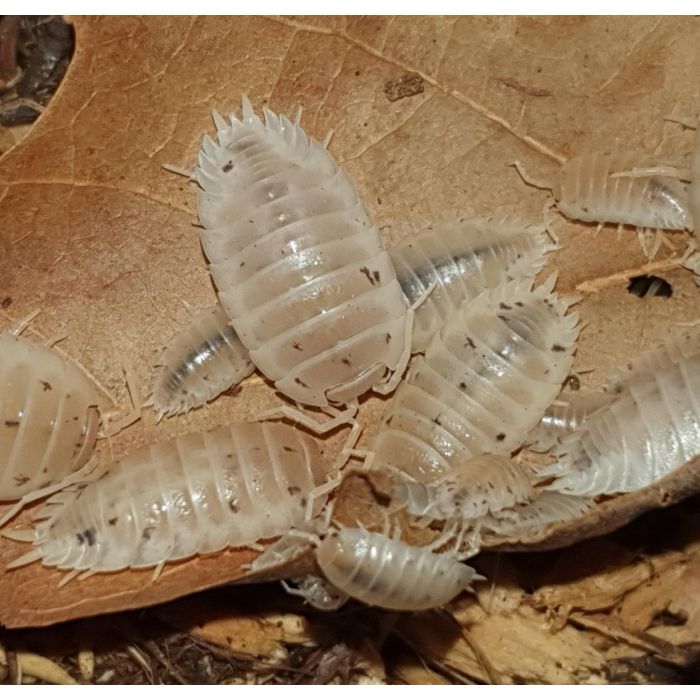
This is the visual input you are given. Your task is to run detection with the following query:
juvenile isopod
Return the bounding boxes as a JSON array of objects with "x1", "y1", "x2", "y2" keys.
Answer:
[
  {"x1": 512, "y1": 152, "x2": 692, "y2": 258},
  {"x1": 149, "y1": 216, "x2": 553, "y2": 417},
  {"x1": 390, "y1": 454, "x2": 534, "y2": 522},
  {"x1": 479, "y1": 492, "x2": 594, "y2": 540},
  {"x1": 5, "y1": 421, "x2": 337, "y2": 580},
  {"x1": 540, "y1": 350, "x2": 700, "y2": 496},
  {"x1": 149, "y1": 304, "x2": 254, "y2": 419},
  {"x1": 175, "y1": 97, "x2": 412, "y2": 428},
  {"x1": 309, "y1": 525, "x2": 484, "y2": 611},
  {"x1": 370, "y1": 276, "x2": 580, "y2": 482}
]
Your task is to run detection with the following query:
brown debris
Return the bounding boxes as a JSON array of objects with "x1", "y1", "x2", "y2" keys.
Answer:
[{"x1": 383, "y1": 72, "x2": 425, "y2": 102}]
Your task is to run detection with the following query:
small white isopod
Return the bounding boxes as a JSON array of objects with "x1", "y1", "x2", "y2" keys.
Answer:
[
  {"x1": 513, "y1": 151, "x2": 692, "y2": 259},
  {"x1": 149, "y1": 304, "x2": 254, "y2": 419},
  {"x1": 308, "y1": 525, "x2": 484, "y2": 611},
  {"x1": 5, "y1": 421, "x2": 338, "y2": 581},
  {"x1": 370, "y1": 276, "x2": 580, "y2": 482}
]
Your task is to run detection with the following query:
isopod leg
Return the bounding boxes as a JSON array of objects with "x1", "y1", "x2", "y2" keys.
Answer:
[
  {"x1": 510, "y1": 160, "x2": 553, "y2": 192},
  {"x1": 99, "y1": 366, "x2": 143, "y2": 438},
  {"x1": 255, "y1": 401, "x2": 358, "y2": 435},
  {"x1": 5, "y1": 308, "x2": 41, "y2": 336}
]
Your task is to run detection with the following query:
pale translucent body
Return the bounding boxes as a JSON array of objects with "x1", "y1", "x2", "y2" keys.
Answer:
[
  {"x1": 481, "y1": 492, "x2": 593, "y2": 538},
  {"x1": 195, "y1": 99, "x2": 408, "y2": 407},
  {"x1": 391, "y1": 455, "x2": 533, "y2": 521},
  {"x1": 556, "y1": 152, "x2": 691, "y2": 230},
  {"x1": 602, "y1": 326, "x2": 700, "y2": 394},
  {"x1": 371, "y1": 277, "x2": 580, "y2": 482},
  {"x1": 316, "y1": 528, "x2": 481, "y2": 611},
  {"x1": 527, "y1": 391, "x2": 612, "y2": 453},
  {"x1": 0, "y1": 334, "x2": 100, "y2": 500},
  {"x1": 15, "y1": 422, "x2": 328, "y2": 573},
  {"x1": 389, "y1": 217, "x2": 555, "y2": 351},
  {"x1": 150, "y1": 216, "x2": 552, "y2": 415},
  {"x1": 149, "y1": 304, "x2": 254, "y2": 418},
  {"x1": 543, "y1": 353, "x2": 700, "y2": 496}
]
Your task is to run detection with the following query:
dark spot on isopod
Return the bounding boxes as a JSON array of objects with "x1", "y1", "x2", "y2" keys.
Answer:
[
  {"x1": 300, "y1": 498, "x2": 307, "y2": 508},
  {"x1": 465, "y1": 336, "x2": 476, "y2": 349},
  {"x1": 360, "y1": 266, "x2": 376, "y2": 285},
  {"x1": 288, "y1": 486, "x2": 301, "y2": 495},
  {"x1": 459, "y1": 382, "x2": 467, "y2": 390},
  {"x1": 14, "y1": 475, "x2": 29, "y2": 486},
  {"x1": 283, "y1": 445, "x2": 295, "y2": 452},
  {"x1": 496, "y1": 433, "x2": 506, "y2": 442},
  {"x1": 551, "y1": 344, "x2": 565, "y2": 352},
  {"x1": 82, "y1": 528, "x2": 97, "y2": 546},
  {"x1": 229, "y1": 499, "x2": 240, "y2": 513},
  {"x1": 385, "y1": 333, "x2": 392, "y2": 344},
  {"x1": 292, "y1": 341, "x2": 303, "y2": 351},
  {"x1": 1, "y1": 296, "x2": 11, "y2": 308},
  {"x1": 497, "y1": 315, "x2": 508, "y2": 323},
  {"x1": 627, "y1": 274, "x2": 672, "y2": 299},
  {"x1": 372, "y1": 270, "x2": 381, "y2": 284},
  {"x1": 4, "y1": 420, "x2": 19, "y2": 427},
  {"x1": 222, "y1": 161, "x2": 234, "y2": 173},
  {"x1": 341, "y1": 357, "x2": 351, "y2": 366},
  {"x1": 499, "y1": 303, "x2": 512, "y2": 310},
  {"x1": 295, "y1": 378, "x2": 309, "y2": 388},
  {"x1": 515, "y1": 301, "x2": 524, "y2": 307},
  {"x1": 108, "y1": 517, "x2": 118, "y2": 526},
  {"x1": 142, "y1": 526, "x2": 155, "y2": 541}
]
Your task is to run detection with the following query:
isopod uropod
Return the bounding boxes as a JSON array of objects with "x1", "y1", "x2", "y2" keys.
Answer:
[
  {"x1": 370, "y1": 276, "x2": 580, "y2": 482},
  {"x1": 186, "y1": 97, "x2": 411, "y2": 422},
  {"x1": 6, "y1": 421, "x2": 335, "y2": 579}
]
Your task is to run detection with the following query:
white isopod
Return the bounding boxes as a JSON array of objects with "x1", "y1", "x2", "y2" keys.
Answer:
[
  {"x1": 513, "y1": 152, "x2": 692, "y2": 258},
  {"x1": 527, "y1": 391, "x2": 612, "y2": 453},
  {"x1": 480, "y1": 492, "x2": 594, "y2": 540},
  {"x1": 5, "y1": 421, "x2": 336, "y2": 579},
  {"x1": 541, "y1": 350, "x2": 700, "y2": 496},
  {"x1": 148, "y1": 216, "x2": 554, "y2": 418},
  {"x1": 149, "y1": 304, "x2": 254, "y2": 419},
  {"x1": 181, "y1": 97, "x2": 411, "y2": 424},
  {"x1": 370, "y1": 276, "x2": 580, "y2": 482},
  {"x1": 389, "y1": 217, "x2": 555, "y2": 352},
  {"x1": 0, "y1": 327, "x2": 100, "y2": 501},
  {"x1": 311, "y1": 525, "x2": 484, "y2": 611},
  {"x1": 391, "y1": 454, "x2": 534, "y2": 522}
]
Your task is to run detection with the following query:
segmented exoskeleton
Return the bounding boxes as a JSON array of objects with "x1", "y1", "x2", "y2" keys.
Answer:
[
  {"x1": 541, "y1": 350, "x2": 700, "y2": 496},
  {"x1": 513, "y1": 152, "x2": 692, "y2": 259},
  {"x1": 149, "y1": 304, "x2": 254, "y2": 419},
  {"x1": 187, "y1": 97, "x2": 410, "y2": 421},
  {"x1": 0, "y1": 331, "x2": 100, "y2": 501},
  {"x1": 313, "y1": 526, "x2": 484, "y2": 611},
  {"x1": 370, "y1": 276, "x2": 580, "y2": 482},
  {"x1": 6, "y1": 422, "x2": 336, "y2": 579}
]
